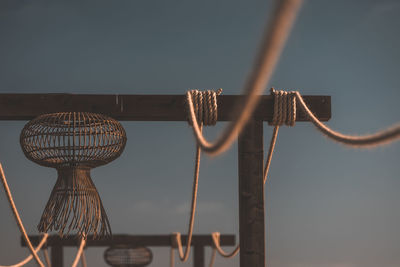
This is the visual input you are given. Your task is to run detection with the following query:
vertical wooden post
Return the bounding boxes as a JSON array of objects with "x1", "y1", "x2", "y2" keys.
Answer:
[
  {"x1": 51, "y1": 245, "x2": 63, "y2": 267},
  {"x1": 193, "y1": 245, "x2": 205, "y2": 267},
  {"x1": 238, "y1": 119, "x2": 265, "y2": 267}
]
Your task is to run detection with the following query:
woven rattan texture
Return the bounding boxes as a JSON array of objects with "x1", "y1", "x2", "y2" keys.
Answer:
[
  {"x1": 20, "y1": 112, "x2": 126, "y2": 168},
  {"x1": 104, "y1": 246, "x2": 153, "y2": 267}
]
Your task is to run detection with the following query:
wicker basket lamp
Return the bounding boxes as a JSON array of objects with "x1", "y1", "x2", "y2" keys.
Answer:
[
  {"x1": 104, "y1": 246, "x2": 153, "y2": 267},
  {"x1": 20, "y1": 112, "x2": 127, "y2": 238}
]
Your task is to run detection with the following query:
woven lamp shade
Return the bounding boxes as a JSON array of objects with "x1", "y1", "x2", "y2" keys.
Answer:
[
  {"x1": 20, "y1": 112, "x2": 127, "y2": 238},
  {"x1": 104, "y1": 246, "x2": 153, "y2": 267}
]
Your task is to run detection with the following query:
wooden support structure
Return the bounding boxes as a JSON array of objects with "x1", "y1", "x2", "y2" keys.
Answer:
[
  {"x1": 4, "y1": 93, "x2": 331, "y2": 267},
  {"x1": 0, "y1": 94, "x2": 331, "y2": 121},
  {"x1": 239, "y1": 119, "x2": 265, "y2": 267},
  {"x1": 22, "y1": 234, "x2": 235, "y2": 267}
]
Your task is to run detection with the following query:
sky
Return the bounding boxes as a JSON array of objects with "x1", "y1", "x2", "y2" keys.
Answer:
[{"x1": 0, "y1": 0, "x2": 399, "y2": 266}]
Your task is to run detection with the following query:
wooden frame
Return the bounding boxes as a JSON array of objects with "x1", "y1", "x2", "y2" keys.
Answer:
[
  {"x1": 1, "y1": 93, "x2": 331, "y2": 267},
  {"x1": 22, "y1": 234, "x2": 236, "y2": 267}
]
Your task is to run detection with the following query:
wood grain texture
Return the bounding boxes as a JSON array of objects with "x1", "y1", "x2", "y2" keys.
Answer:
[
  {"x1": 238, "y1": 119, "x2": 265, "y2": 267},
  {"x1": 0, "y1": 94, "x2": 331, "y2": 121}
]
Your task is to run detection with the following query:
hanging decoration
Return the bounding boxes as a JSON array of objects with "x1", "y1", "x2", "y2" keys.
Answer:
[
  {"x1": 104, "y1": 246, "x2": 153, "y2": 267},
  {"x1": 20, "y1": 112, "x2": 127, "y2": 238}
]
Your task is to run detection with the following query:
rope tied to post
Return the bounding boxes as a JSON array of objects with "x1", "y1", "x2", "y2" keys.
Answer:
[
  {"x1": 270, "y1": 88, "x2": 296, "y2": 126},
  {"x1": 171, "y1": 89, "x2": 222, "y2": 266},
  {"x1": 186, "y1": 88, "x2": 222, "y2": 127}
]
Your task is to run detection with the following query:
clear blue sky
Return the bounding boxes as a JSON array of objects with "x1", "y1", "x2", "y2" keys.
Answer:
[{"x1": 0, "y1": 0, "x2": 399, "y2": 266}]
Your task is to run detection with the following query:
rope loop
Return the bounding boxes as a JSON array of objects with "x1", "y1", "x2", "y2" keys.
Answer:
[
  {"x1": 186, "y1": 89, "x2": 222, "y2": 127},
  {"x1": 270, "y1": 88, "x2": 296, "y2": 126}
]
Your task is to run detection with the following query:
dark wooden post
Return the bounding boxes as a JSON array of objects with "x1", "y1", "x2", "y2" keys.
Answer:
[
  {"x1": 51, "y1": 245, "x2": 63, "y2": 267},
  {"x1": 193, "y1": 245, "x2": 205, "y2": 267},
  {"x1": 238, "y1": 119, "x2": 265, "y2": 267}
]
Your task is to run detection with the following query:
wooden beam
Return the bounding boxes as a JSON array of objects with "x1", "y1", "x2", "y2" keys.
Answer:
[
  {"x1": 238, "y1": 119, "x2": 265, "y2": 267},
  {"x1": 21, "y1": 234, "x2": 236, "y2": 247},
  {"x1": 0, "y1": 94, "x2": 331, "y2": 121},
  {"x1": 51, "y1": 245, "x2": 63, "y2": 267},
  {"x1": 193, "y1": 245, "x2": 205, "y2": 267}
]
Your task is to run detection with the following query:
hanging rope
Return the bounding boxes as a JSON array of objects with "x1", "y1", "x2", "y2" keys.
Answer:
[
  {"x1": 0, "y1": 233, "x2": 48, "y2": 267},
  {"x1": 42, "y1": 249, "x2": 51, "y2": 267},
  {"x1": 295, "y1": 91, "x2": 400, "y2": 147},
  {"x1": 71, "y1": 237, "x2": 87, "y2": 267},
  {"x1": 80, "y1": 250, "x2": 87, "y2": 267},
  {"x1": 170, "y1": 88, "x2": 223, "y2": 265},
  {"x1": 268, "y1": 89, "x2": 400, "y2": 147},
  {"x1": 0, "y1": 164, "x2": 46, "y2": 267},
  {"x1": 208, "y1": 247, "x2": 217, "y2": 267},
  {"x1": 185, "y1": 0, "x2": 302, "y2": 156},
  {"x1": 170, "y1": 141, "x2": 201, "y2": 263},
  {"x1": 211, "y1": 232, "x2": 240, "y2": 258}
]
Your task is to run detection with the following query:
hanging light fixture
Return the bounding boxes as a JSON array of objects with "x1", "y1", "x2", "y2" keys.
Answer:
[
  {"x1": 104, "y1": 246, "x2": 153, "y2": 267},
  {"x1": 20, "y1": 112, "x2": 127, "y2": 238}
]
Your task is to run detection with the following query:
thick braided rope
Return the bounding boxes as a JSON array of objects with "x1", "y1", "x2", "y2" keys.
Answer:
[
  {"x1": 0, "y1": 164, "x2": 46, "y2": 267},
  {"x1": 0, "y1": 233, "x2": 48, "y2": 267},
  {"x1": 185, "y1": 0, "x2": 303, "y2": 156},
  {"x1": 186, "y1": 89, "x2": 221, "y2": 127},
  {"x1": 171, "y1": 88, "x2": 223, "y2": 263}
]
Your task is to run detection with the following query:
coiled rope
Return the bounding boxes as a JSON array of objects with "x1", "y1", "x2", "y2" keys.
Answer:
[
  {"x1": 170, "y1": 89, "x2": 221, "y2": 266},
  {"x1": 185, "y1": 0, "x2": 303, "y2": 156},
  {"x1": 269, "y1": 89, "x2": 400, "y2": 147}
]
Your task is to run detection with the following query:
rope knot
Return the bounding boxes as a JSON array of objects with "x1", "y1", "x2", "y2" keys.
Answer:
[
  {"x1": 186, "y1": 89, "x2": 222, "y2": 126},
  {"x1": 269, "y1": 88, "x2": 296, "y2": 126}
]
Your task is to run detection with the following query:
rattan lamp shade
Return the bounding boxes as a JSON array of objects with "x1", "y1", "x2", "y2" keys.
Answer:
[
  {"x1": 20, "y1": 112, "x2": 127, "y2": 238},
  {"x1": 104, "y1": 246, "x2": 153, "y2": 267}
]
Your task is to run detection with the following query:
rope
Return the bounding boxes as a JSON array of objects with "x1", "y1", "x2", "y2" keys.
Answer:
[
  {"x1": 0, "y1": 234, "x2": 48, "y2": 267},
  {"x1": 208, "y1": 248, "x2": 217, "y2": 267},
  {"x1": 211, "y1": 232, "x2": 240, "y2": 258},
  {"x1": 0, "y1": 164, "x2": 46, "y2": 267},
  {"x1": 295, "y1": 91, "x2": 400, "y2": 147},
  {"x1": 268, "y1": 89, "x2": 400, "y2": 147},
  {"x1": 170, "y1": 247, "x2": 175, "y2": 267},
  {"x1": 186, "y1": 0, "x2": 303, "y2": 156},
  {"x1": 171, "y1": 140, "x2": 202, "y2": 263},
  {"x1": 71, "y1": 237, "x2": 86, "y2": 267},
  {"x1": 80, "y1": 250, "x2": 87, "y2": 267},
  {"x1": 42, "y1": 249, "x2": 51, "y2": 267}
]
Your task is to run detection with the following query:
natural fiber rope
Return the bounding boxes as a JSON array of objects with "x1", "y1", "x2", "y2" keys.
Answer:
[
  {"x1": 42, "y1": 249, "x2": 51, "y2": 267},
  {"x1": 294, "y1": 91, "x2": 400, "y2": 147},
  {"x1": 0, "y1": 233, "x2": 48, "y2": 267},
  {"x1": 0, "y1": 164, "x2": 46, "y2": 267},
  {"x1": 185, "y1": 0, "x2": 303, "y2": 156},
  {"x1": 268, "y1": 89, "x2": 400, "y2": 147},
  {"x1": 171, "y1": 140, "x2": 202, "y2": 263},
  {"x1": 211, "y1": 232, "x2": 240, "y2": 258},
  {"x1": 80, "y1": 250, "x2": 87, "y2": 267},
  {"x1": 208, "y1": 248, "x2": 217, "y2": 267},
  {"x1": 186, "y1": 89, "x2": 222, "y2": 127},
  {"x1": 71, "y1": 237, "x2": 86, "y2": 267}
]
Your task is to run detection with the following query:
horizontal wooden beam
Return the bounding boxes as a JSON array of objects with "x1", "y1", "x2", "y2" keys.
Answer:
[
  {"x1": 0, "y1": 94, "x2": 331, "y2": 121},
  {"x1": 21, "y1": 234, "x2": 236, "y2": 247}
]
